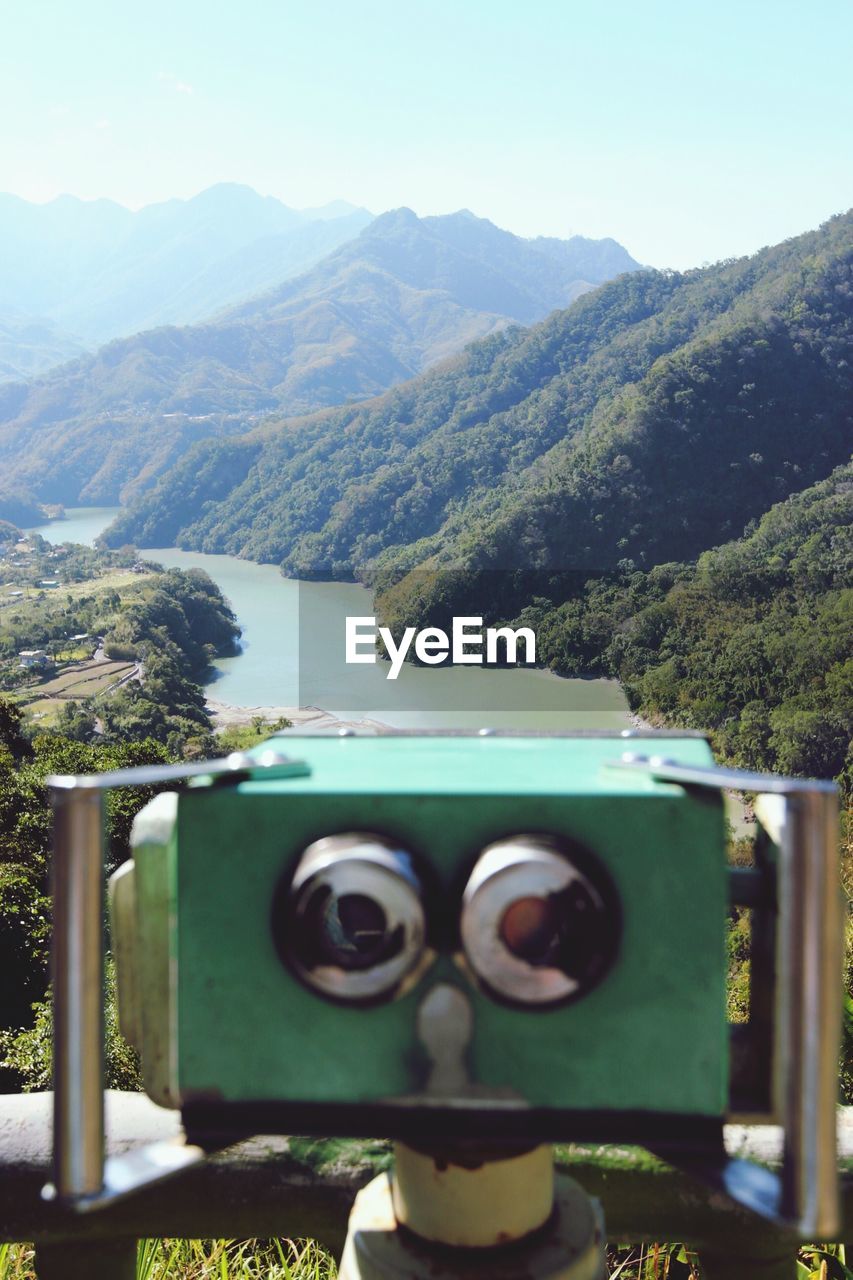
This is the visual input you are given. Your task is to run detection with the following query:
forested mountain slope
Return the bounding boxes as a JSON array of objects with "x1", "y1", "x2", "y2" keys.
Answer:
[
  {"x1": 490, "y1": 460, "x2": 852, "y2": 790},
  {"x1": 0, "y1": 210, "x2": 637, "y2": 504},
  {"x1": 106, "y1": 212, "x2": 853, "y2": 594}
]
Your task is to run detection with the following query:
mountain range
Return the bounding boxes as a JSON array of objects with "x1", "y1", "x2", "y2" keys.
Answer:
[
  {"x1": 0, "y1": 184, "x2": 373, "y2": 378},
  {"x1": 104, "y1": 210, "x2": 853, "y2": 600},
  {"x1": 0, "y1": 210, "x2": 640, "y2": 503}
]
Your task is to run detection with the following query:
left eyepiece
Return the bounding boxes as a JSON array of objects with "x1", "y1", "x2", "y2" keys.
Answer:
[{"x1": 275, "y1": 833, "x2": 427, "y2": 1003}]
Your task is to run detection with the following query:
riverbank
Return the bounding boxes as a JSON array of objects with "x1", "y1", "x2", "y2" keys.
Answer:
[
  {"x1": 207, "y1": 696, "x2": 649, "y2": 738},
  {"x1": 206, "y1": 698, "x2": 391, "y2": 734}
]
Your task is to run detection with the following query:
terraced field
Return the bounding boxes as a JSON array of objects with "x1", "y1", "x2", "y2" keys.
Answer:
[{"x1": 14, "y1": 657, "x2": 138, "y2": 725}]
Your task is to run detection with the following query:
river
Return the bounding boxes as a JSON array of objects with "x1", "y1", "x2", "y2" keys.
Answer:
[{"x1": 27, "y1": 507, "x2": 631, "y2": 731}]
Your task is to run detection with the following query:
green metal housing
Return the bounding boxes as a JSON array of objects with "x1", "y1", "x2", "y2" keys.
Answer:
[{"x1": 118, "y1": 735, "x2": 728, "y2": 1127}]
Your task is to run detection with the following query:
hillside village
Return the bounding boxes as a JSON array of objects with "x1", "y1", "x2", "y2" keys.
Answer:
[{"x1": 0, "y1": 527, "x2": 149, "y2": 727}]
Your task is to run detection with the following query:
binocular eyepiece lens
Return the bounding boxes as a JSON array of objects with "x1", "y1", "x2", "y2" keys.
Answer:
[
  {"x1": 499, "y1": 895, "x2": 562, "y2": 964},
  {"x1": 460, "y1": 836, "x2": 619, "y2": 1006},
  {"x1": 277, "y1": 833, "x2": 427, "y2": 1002},
  {"x1": 306, "y1": 889, "x2": 400, "y2": 971}
]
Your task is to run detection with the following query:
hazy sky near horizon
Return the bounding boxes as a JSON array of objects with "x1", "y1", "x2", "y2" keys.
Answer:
[{"x1": 3, "y1": 0, "x2": 851, "y2": 270}]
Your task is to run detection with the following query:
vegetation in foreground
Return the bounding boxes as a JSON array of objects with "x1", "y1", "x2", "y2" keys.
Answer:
[
  {"x1": 0, "y1": 1238, "x2": 335, "y2": 1280},
  {"x1": 0, "y1": 548, "x2": 241, "y2": 1087},
  {"x1": 0, "y1": 1234, "x2": 850, "y2": 1278}
]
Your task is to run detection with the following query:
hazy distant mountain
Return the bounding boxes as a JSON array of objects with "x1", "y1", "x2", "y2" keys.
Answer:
[
  {"x1": 0, "y1": 210, "x2": 641, "y2": 504},
  {"x1": 0, "y1": 309, "x2": 88, "y2": 382},
  {"x1": 0, "y1": 184, "x2": 373, "y2": 362}
]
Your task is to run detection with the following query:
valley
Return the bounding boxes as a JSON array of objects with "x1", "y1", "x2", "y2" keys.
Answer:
[
  {"x1": 9, "y1": 205, "x2": 849, "y2": 786},
  {"x1": 26, "y1": 508, "x2": 632, "y2": 731}
]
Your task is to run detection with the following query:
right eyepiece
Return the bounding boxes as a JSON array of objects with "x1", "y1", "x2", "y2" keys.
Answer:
[{"x1": 459, "y1": 835, "x2": 620, "y2": 1007}]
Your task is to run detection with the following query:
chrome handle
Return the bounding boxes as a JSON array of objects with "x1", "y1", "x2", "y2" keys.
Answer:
[
  {"x1": 50, "y1": 784, "x2": 106, "y2": 1203},
  {"x1": 45, "y1": 748, "x2": 308, "y2": 1209},
  {"x1": 608, "y1": 753, "x2": 842, "y2": 1237}
]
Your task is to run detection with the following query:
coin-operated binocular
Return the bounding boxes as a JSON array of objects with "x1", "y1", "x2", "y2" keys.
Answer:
[{"x1": 47, "y1": 732, "x2": 842, "y2": 1279}]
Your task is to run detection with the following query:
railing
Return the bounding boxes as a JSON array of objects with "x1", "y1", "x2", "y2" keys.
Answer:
[{"x1": 1, "y1": 1093, "x2": 851, "y2": 1280}]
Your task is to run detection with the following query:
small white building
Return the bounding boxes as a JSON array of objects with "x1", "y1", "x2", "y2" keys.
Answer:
[{"x1": 19, "y1": 649, "x2": 48, "y2": 669}]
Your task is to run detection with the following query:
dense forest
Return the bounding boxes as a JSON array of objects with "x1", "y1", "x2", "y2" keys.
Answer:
[
  {"x1": 367, "y1": 473, "x2": 852, "y2": 798},
  {"x1": 93, "y1": 567, "x2": 239, "y2": 753},
  {"x1": 0, "y1": 710, "x2": 168, "y2": 1086}
]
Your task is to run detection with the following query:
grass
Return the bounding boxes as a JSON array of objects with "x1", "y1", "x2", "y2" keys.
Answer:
[
  {"x1": 60, "y1": 570, "x2": 154, "y2": 598},
  {"x1": 1, "y1": 1238, "x2": 849, "y2": 1278},
  {"x1": 606, "y1": 1243, "x2": 701, "y2": 1278},
  {"x1": 0, "y1": 1246, "x2": 33, "y2": 1279},
  {"x1": 604, "y1": 1244, "x2": 851, "y2": 1277},
  {"x1": 0, "y1": 1239, "x2": 336, "y2": 1280},
  {"x1": 135, "y1": 1239, "x2": 335, "y2": 1280},
  {"x1": 215, "y1": 717, "x2": 293, "y2": 753}
]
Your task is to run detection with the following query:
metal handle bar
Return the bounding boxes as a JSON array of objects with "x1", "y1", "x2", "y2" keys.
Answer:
[
  {"x1": 45, "y1": 748, "x2": 307, "y2": 1209},
  {"x1": 608, "y1": 753, "x2": 842, "y2": 1238}
]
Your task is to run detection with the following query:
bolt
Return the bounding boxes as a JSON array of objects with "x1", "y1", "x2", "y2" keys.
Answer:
[{"x1": 257, "y1": 749, "x2": 292, "y2": 768}]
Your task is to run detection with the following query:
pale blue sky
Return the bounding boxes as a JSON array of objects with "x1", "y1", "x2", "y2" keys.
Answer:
[{"x1": 2, "y1": 0, "x2": 851, "y2": 268}]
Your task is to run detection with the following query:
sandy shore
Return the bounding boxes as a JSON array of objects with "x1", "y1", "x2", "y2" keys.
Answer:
[
  {"x1": 205, "y1": 698, "x2": 390, "y2": 734},
  {"x1": 207, "y1": 697, "x2": 646, "y2": 735}
]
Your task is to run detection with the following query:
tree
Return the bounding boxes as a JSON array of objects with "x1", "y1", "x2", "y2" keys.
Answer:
[{"x1": 0, "y1": 697, "x2": 29, "y2": 759}]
